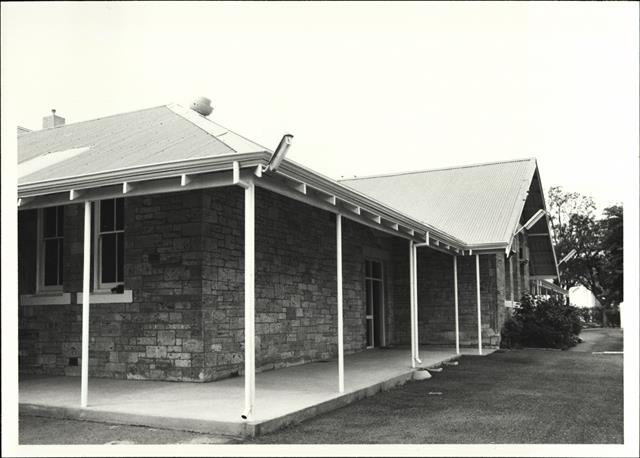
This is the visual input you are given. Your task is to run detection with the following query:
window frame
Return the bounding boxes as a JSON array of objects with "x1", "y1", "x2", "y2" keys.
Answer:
[
  {"x1": 93, "y1": 198, "x2": 125, "y2": 292},
  {"x1": 36, "y1": 206, "x2": 64, "y2": 293}
]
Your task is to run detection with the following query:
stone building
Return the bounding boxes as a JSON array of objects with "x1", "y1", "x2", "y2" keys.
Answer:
[{"x1": 17, "y1": 100, "x2": 560, "y2": 414}]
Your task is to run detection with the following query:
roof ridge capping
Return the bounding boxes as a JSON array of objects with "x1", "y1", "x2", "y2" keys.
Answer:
[
  {"x1": 166, "y1": 103, "x2": 272, "y2": 154},
  {"x1": 340, "y1": 157, "x2": 537, "y2": 182},
  {"x1": 17, "y1": 105, "x2": 168, "y2": 136}
]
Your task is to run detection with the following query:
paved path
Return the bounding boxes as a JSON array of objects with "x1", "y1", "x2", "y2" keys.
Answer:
[{"x1": 569, "y1": 327, "x2": 623, "y2": 353}]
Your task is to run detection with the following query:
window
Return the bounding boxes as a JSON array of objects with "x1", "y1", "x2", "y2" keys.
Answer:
[
  {"x1": 39, "y1": 206, "x2": 64, "y2": 290},
  {"x1": 95, "y1": 198, "x2": 125, "y2": 290}
]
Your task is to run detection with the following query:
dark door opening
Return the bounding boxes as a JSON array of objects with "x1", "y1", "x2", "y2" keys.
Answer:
[{"x1": 365, "y1": 260, "x2": 385, "y2": 348}]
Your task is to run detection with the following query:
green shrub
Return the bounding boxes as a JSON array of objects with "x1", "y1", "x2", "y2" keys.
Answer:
[
  {"x1": 501, "y1": 293, "x2": 582, "y2": 349},
  {"x1": 577, "y1": 307, "x2": 592, "y2": 324}
]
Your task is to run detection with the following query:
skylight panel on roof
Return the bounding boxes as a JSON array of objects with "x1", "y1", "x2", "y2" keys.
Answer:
[{"x1": 18, "y1": 147, "x2": 91, "y2": 179}]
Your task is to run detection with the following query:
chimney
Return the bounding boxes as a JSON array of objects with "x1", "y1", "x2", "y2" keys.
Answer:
[{"x1": 43, "y1": 109, "x2": 65, "y2": 129}]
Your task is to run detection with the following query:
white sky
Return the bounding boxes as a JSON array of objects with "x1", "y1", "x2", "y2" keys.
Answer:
[{"x1": 2, "y1": 2, "x2": 638, "y2": 212}]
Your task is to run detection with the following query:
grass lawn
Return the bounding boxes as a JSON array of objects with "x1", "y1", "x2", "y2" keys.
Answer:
[{"x1": 246, "y1": 349, "x2": 623, "y2": 444}]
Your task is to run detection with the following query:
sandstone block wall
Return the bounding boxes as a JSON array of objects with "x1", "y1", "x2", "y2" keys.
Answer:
[
  {"x1": 19, "y1": 192, "x2": 209, "y2": 380},
  {"x1": 199, "y1": 187, "x2": 397, "y2": 379},
  {"x1": 18, "y1": 185, "x2": 522, "y2": 379},
  {"x1": 391, "y1": 248, "x2": 506, "y2": 348},
  {"x1": 19, "y1": 187, "x2": 400, "y2": 380}
]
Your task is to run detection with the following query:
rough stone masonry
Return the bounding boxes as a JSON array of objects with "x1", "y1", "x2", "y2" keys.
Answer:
[{"x1": 18, "y1": 187, "x2": 513, "y2": 381}]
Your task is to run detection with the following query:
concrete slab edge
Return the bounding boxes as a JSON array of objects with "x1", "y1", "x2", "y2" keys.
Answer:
[
  {"x1": 251, "y1": 371, "x2": 415, "y2": 437},
  {"x1": 18, "y1": 353, "x2": 465, "y2": 438},
  {"x1": 19, "y1": 403, "x2": 248, "y2": 437}
]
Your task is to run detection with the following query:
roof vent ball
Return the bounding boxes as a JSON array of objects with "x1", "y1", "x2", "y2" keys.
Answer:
[{"x1": 190, "y1": 96, "x2": 213, "y2": 116}]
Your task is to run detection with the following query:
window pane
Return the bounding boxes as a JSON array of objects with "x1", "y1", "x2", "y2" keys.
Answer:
[
  {"x1": 57, "y1": 206, "x2": 64, "y2": 236},
  {"x1": 100, "y1": 199, "x2": 115, "y2": 232},
  {"x1": 116, "y1": 233, "x2": 124, "y2": 283},
  {"x1": 365, "y1": 261, "x2": 371, "y2": 277},
  {"x1": 365, "y1": 280, "x2": 373, "y2": 315},
  {"x1": 43, "y1": 207, "x2": 57, "y2": 237},
  {"x1": 44, "y1": 239, "x2": 59, "y2": 286},
  {"x1": 58, "y1": 239, "x2": 64, "y2": 284},
  {"x1": 101, "y1": 233, "x2": 116, "y2": 283},
  {"x1": 372, "y1": 281, "x2": 382, "y2": 309},
  {"x1": 115, "y1": 198, "x2": 124, "y2": 231},
  {"x1": 372, "y1": 261, "x2": 382, "y2": 279}
]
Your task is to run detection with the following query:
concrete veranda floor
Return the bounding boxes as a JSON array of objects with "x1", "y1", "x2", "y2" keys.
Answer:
[{"x1": 19, "y1": 346, "x2": 492, "y2": 436}]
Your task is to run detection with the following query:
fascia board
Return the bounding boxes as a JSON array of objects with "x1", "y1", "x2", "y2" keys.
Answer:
[
  {"x1": 502, "y1": 159, "x2": 538, "y2": 247},
  {"x1": 18, "y1": 151, "x2": 270, "y2": 198}
]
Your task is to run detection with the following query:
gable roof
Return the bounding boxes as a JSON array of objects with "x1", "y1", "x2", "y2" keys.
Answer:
[
  {"x1": 340, "y1": 158, "x2": 538, "y2": 246},
  {"x1": 18, "y1": 103, "x2": 269, "y2": 186}
]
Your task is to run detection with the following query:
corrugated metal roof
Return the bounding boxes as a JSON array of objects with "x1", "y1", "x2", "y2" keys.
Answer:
[
  {"x1": 18, "y1": 104, "x2": 269, "y2": 185},
  {"x1": 341, "y1": 158, "x2": 538, "y2": 245}
]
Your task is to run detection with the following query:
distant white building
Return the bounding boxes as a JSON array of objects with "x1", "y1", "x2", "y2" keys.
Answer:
[{"x1": 569, "y1": 285, "x2": 601, "y2": 309}]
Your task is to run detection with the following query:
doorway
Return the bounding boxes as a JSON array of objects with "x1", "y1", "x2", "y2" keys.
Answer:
[{"x1": 364, "y1": 259, "x2": 385, "y2": 348}]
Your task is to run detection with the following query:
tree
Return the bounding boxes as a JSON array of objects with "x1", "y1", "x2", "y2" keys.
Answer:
[
  {"x1": 547, "y1": 187, "x2": 623, "y2": 310},
  {"x1": 600, "y1": 205, "x2": 623, "y2": 306},
  {"x1": 547, "y1": 186, "x2": 596, "y2": 246}
]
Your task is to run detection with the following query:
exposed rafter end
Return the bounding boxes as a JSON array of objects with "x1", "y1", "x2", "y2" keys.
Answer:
[
  {"x1": 180, "y1": 174, "x2": 191, "y2": 187},
  {"x1": 380, "y1": 218, "x2": 399, "y2": 231},
  {"x1": 398, "y1": 226, "x2": 414, "y2": 237},
  {"x1": 307, "y1": 185, "x2": 337, "y2": 205},
  {"x1": 338, "y1": 199, "x2": 361, "y2": 216},
  {"x1": 122, "y1": 182, "x2": 132, "y2": 194},
  {"x1": 69, "y1": 189, "x2": 79, "y2": 201},
  {"x1": 358, "y1": 208, "x2": 382, "y2": 224},
  {"x1": 253, "y1": 165, "x2": 263, "y2": 178}
]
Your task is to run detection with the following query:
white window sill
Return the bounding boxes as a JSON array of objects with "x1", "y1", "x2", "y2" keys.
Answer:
[
  {"x1": 20, "y1": 292, "x2": 72, "y2": 306},
  {"x1": 77, "y1": 290, "x2": 133, "y2": 304},
  {"x1": 505, "y1": 300, "x2": 521, "y2": 308}
]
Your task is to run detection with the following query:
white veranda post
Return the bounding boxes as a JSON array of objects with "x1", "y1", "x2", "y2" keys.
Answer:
[
  {"x1": 409, "y1": 241, "x2": 416, "y2": 367},
  {"x1": 81, "y1": 200, "x2": 91, "y2": 408},
  {"x1": 243, "y1": 183, "x2": 256, "y2": 419},
  {"x1": 413, "y1": 243, "x2": 421, "y2": 364},
  {"x1": 336, "y1": 214, "x2": 344, "y2": 393},
  {"x1": 476, "y1": 254, "x2": 482, "y2": 355},
  {"x1": 453, "y1": 255, "x2": 460, "y2": 355}
]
